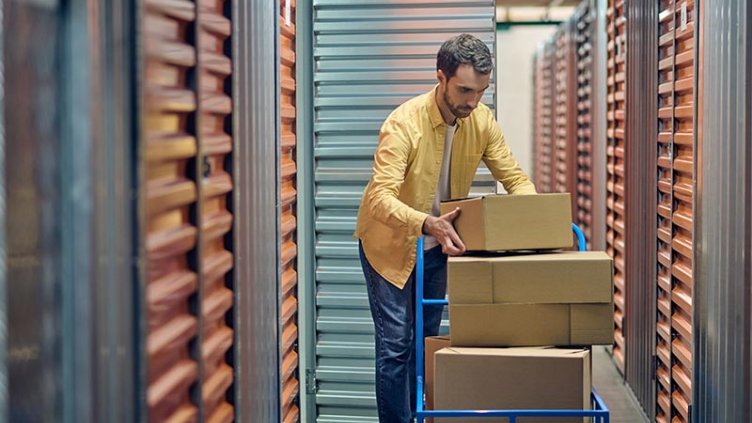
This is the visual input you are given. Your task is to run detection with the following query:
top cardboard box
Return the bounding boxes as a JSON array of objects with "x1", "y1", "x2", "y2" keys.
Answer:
[{"x1": 440, "y1": 193, "x2": 573, "y2": 252}]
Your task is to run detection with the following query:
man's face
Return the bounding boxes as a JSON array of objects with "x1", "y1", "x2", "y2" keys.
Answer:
[{"x1": 438, "y1": 64, "x2": 491, "y2": 119}]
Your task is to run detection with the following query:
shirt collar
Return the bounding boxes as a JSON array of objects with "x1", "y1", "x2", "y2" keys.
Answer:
[{"x1": 426, "y1": 85, "x2": 466, "y2": 129}]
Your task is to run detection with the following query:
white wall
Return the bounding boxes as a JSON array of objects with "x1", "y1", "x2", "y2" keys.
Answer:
[{"x1": 496, "y1": 26, "x2": 557, "y2": 177}]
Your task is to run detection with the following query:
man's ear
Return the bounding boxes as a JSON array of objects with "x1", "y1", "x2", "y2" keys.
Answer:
[{"x1": 437, "y1": 69, "x2": 446, "y2": 85}]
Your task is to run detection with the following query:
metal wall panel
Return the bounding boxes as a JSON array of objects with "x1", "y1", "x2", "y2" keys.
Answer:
[
  {"x1": 624, "y1": 0, "x2": 659, "y2": 417},
  {"x1": 5, "y1": 2, "x2": 64, "y2": 420},
  {"x1": 606, "y1": 0, "x2": 627, "y2": 372},
  {"x1": 5, "y1": 1, "x2": 142, "y2": 421},
  {"x1": 279, "y1": 1, "x2": 301, "y2": 422},
  {"x1": 309, "y1": 1, "x2": 496, "y2": 420},
  {"x1": 88, "y1": 0, "x2": 141, "y2": 420},
  {"x1": 233, "y1": 0, "x2": 281, "y2": 421},
  {"x1": 0, "y1": 0, "x2": 5, "y2": 416},
  {"x1": 695, "y1": 0, "x2": 751, "y2": 421}
]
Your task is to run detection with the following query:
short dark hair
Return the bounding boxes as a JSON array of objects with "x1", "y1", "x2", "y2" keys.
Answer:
[{"x1": 436, "y1": 34, "x2": 493, "y2": 79}]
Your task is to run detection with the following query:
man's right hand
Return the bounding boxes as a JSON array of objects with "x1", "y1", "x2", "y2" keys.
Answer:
[{"x1": 422, "y1": 207, "x2": 466, "y2": 256}]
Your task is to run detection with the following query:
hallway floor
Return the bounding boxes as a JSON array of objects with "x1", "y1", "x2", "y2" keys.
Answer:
[{"x1": 593, "y1": 346, "x2": 649, "y2": 422}]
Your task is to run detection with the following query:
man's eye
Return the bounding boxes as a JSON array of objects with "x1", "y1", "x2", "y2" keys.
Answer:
[{"x1": 461, "y1": 88, "x2": 471, "y2": 93}]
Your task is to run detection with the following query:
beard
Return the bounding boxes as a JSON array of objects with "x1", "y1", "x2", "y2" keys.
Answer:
[{"x1": 443, "y1": 90, "x2": 473, "y2": 119}]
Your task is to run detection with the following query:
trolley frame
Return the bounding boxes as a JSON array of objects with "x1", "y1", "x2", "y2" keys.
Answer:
[{"x1": 414, "y1": 223, "x2": 610, "y2": 423}]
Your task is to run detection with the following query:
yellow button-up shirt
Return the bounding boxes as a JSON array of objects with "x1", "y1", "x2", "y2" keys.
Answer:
[{"x1": 354, "y1": 86, "x2": 536, "y2": 289}]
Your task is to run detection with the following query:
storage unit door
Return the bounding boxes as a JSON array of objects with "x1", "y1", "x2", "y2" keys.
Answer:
[
  {"x1": 280, "y1": 1, "x2": 301, "y2": 422},
  {"x1": 606, "y1": 0, "x2": 627, "y2": 373},
  {"x1": 141, "y1": 0, "x2": 235, "y2": 420},
  {"x1": 545, "y1": 43, "x2": 556, "y2": 193},
  {"x1": 536, "y1": 42, "x2": 556, "y2": 193},
  {"x1": 309, "y1": 1, "x2": 496, "y2": 420},
  {"x1": 532, "y1": 50, "x2": 546, "y2": 189},
  {"x1": 575, "y1": 1, "x2": 595, "y2": 250},
  {"x1": 553, "y1": 22, "x2": 578, "y2": 212},
  {"x1": 655, "y1": 0, "x2": 696, "y2": 421},
  {"x1": 197, "y1": 0, "x2": 235, "y2": 421}
]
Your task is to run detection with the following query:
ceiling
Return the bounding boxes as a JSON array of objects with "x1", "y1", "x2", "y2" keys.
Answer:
[{"x1": 496, "y1": 0, "x2": 581, "y2": 6}]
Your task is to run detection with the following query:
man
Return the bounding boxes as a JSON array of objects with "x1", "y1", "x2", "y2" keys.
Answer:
[{"x1": 353, "y1": 34, "x2": 536, "y2": 422}]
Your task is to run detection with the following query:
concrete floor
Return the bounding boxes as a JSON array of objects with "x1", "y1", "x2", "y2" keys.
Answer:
[{"x1": 592, "y1": 346, "x2": 649, "y2": 423}]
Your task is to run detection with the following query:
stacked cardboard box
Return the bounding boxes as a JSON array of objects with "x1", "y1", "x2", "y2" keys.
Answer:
[
  {"x1": 447, "y1": 251, "x2": 613, "y2": 347},
  {"x1": 423, "y1": 193, "x2": 614, "y2": 420}
]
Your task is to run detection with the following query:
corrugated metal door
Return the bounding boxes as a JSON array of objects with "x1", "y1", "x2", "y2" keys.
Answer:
[
  {"x1": 534, "y1": 42, "x2": 556, "y2": 193},
  {"x1": 142, "y1": 2, "x2": 202, "y2": 419},
  {"x1": 310, "y1": 1, "x2": 496, "y2": 420},
  {"x1": 655, "y1": 0, "x2": 695, "y2": 421},
  {"x1": 197, "y1": 0, "x2": 235, "y2": 421},
  {"x1": 141, "y1": 0, "x2": 235, "y2": 420},
  {"x1": 553, "y1": 23, "x2": 577, "y2": 210},
  {"x1": 606, "y1": 0, "x2": 627, "y2": 372},
  {"x1": 280, "y1": 0, "x2": 301, "y2": 421},
  {"x1": 655, "y1": 0, "x2": 675, "y2": 419},
  {"x1": 532, "y1": 49, "x2": 545, "y2": 190},
  {"x1": 575, "y1": 1, "x2": 595, "y2": 250}
]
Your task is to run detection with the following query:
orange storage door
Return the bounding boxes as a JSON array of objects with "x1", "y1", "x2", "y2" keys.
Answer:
[
  {"x1": 655, "y1": 1, "x2": 695, "y2": 421},
  {"x1": 142, "y1": 1, "x2": 201, "y2": 420},
  {"x1": 280, "y1": 1, "x2": 301, "y2": 422},
  {"x1": 142, "y1": 0, "x2": 235, "y2": 420},
  {"x1": 575, "y1": 3, "x2": 595, "y2": 250},
  {"x1": 554, "y1": 23, "x2": 578, "y2": 211},
  {"x1": 197, "y1": 0, "x2": 235, "y2": 421},
  {"x1": 606, "y1": 0, "x2": 627, "y2": 373},
  {"x1": 532, "y1": 50, "x2": 546, "y2": 189},
  {"x1": 538, "y1": 43, "x2": 556, "y2": 193}
]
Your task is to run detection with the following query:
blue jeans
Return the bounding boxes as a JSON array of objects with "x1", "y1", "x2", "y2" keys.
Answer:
[{"x1": 359, "y1": 241, "x2": 448, "y2": 423}]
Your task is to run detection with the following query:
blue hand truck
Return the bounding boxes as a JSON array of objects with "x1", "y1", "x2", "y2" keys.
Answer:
[{"x1": 415, "y1": 223, "x2": 610, "y2": 423}]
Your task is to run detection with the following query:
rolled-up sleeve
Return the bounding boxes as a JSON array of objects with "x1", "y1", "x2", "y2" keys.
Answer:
[{"x1": 367, "y1": 119, "x2": 429, "y2": 236}]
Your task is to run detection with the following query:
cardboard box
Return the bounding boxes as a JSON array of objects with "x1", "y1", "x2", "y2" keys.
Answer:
[
  {"x1": 440, "y1": 193, "x2": 573, "y2": 252},
  {"x1": 448, "y1": 252, "x2": 614, "y2": 347},
  {"x1": 434, "y1": 346, "x2": 591, "y2": 423},
  {"x1": 448, "y1": 252, "x2": 613, "y2": 304},
  {"x1": 424, "y1": 336, "x2": 451, "y2": 422},
  {"x1": 449, "y1": 303, "x2": 613, "y2": 347}
]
